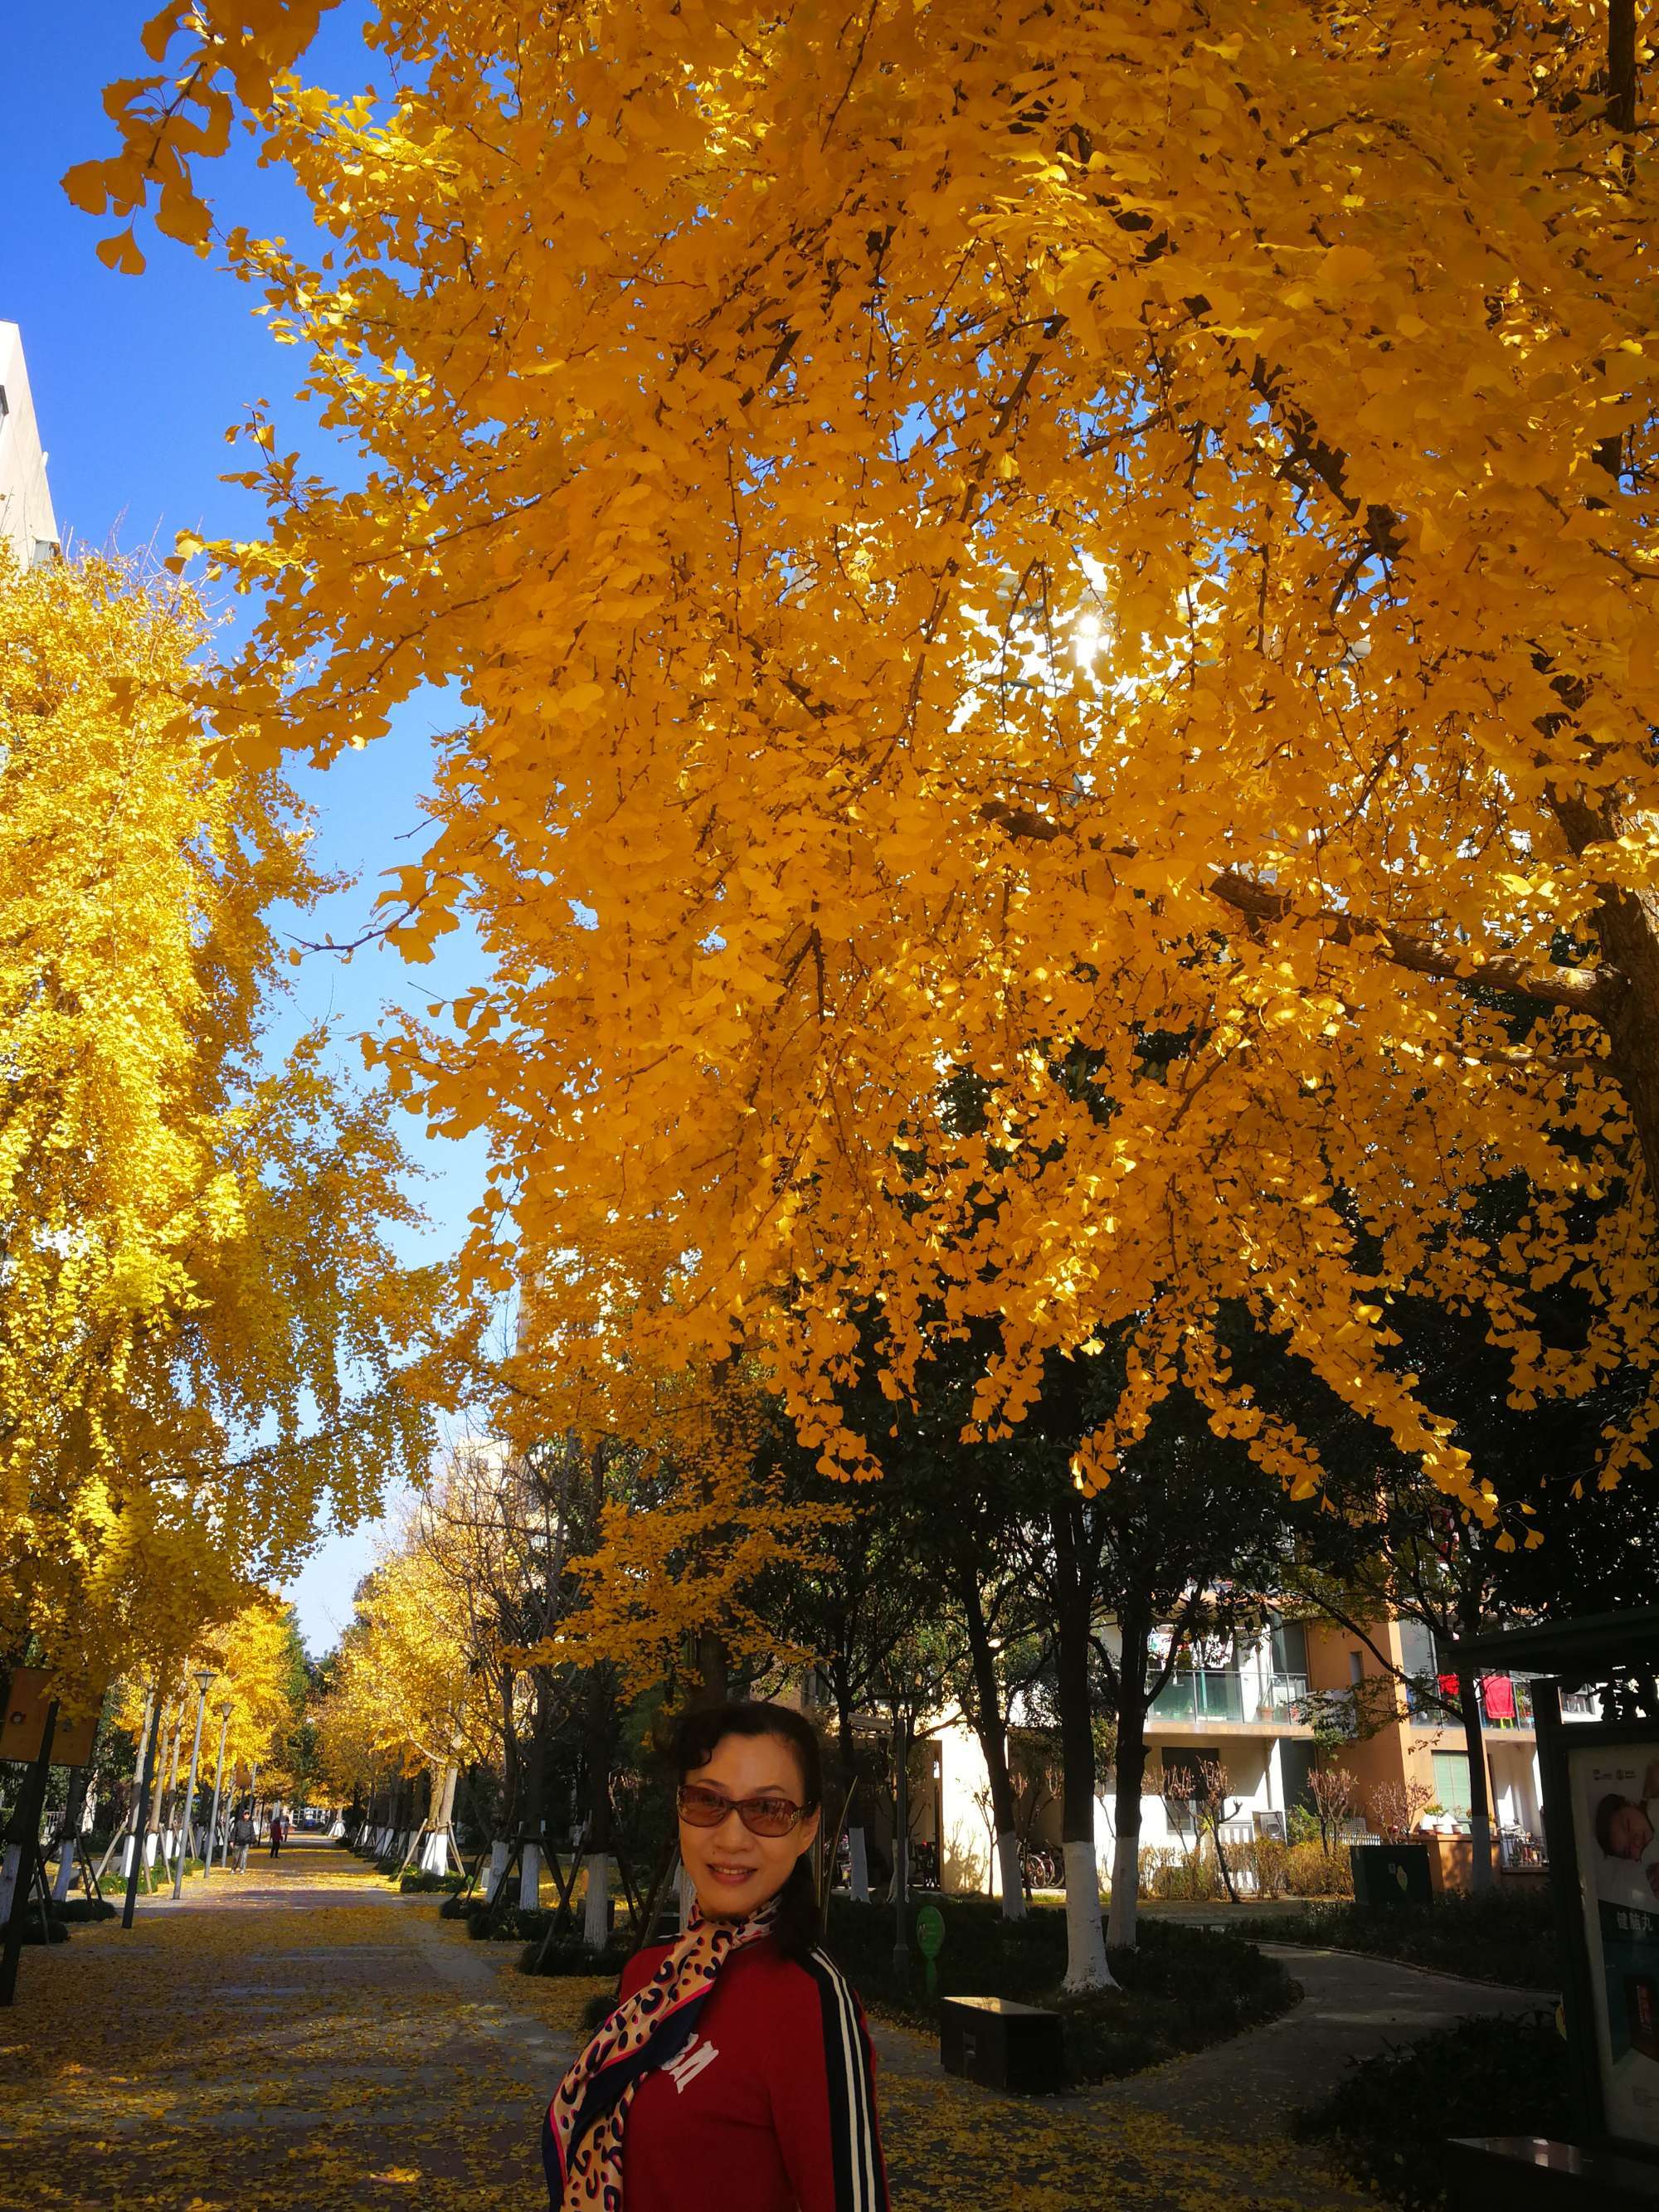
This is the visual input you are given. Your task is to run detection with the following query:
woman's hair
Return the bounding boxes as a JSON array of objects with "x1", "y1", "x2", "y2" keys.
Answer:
[{"x1": 669, "y1": 1699, "x2": 827, "y2": 1962}]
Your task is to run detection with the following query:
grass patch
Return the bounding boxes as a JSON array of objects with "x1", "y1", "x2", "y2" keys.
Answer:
[
  {"x1": 1295, "y1": 2008, "x2": 1569, "y2": 2210},
  {"x1": 826, "y1": 1894, "x2": 1298, "y2": 2084},
  {"x1": 1250, "y1": 1888, "x2": 1561, "y2": 1990}
]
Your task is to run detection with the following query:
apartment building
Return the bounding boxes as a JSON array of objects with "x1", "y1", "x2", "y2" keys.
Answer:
[
  {"x1": 0, "y1": 323, "x2": 61, "y2": 571},
  {"x1": 891, "y1": 1614, "x2": 1557, "y2": 1901}
]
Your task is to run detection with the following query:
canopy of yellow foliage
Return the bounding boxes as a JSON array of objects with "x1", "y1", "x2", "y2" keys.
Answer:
[
  {"x1": 0, "y1": 548, "x2": 441, "y2": 1702},
  {"x1": 117, "y1": 1597, "x2": 305, "y2": 1787},
  {"x1": 317, "y1": 1540, "x2": 495, "y2": 1798},
  {"x1": 71, "y1": 2, "x2": 1659, "y2": 1512}
]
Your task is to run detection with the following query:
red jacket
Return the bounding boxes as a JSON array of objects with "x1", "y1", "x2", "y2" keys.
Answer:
[{"x1": 605, "y1": 1934, "x2": 889, "y2": 2212}]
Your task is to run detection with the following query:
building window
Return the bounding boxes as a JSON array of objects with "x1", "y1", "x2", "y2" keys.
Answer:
[
  {"x1": 1348, "y1": 1650, "x2": 1365, "y2": 1686},
  {"x1": 1432, "y1": 1750, "x2": 1472, "y2": 1817},
  {"x1": 1269, "y1": 1617, "x2": 1308, "y2": 1675}
]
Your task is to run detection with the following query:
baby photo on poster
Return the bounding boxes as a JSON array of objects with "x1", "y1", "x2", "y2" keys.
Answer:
[{"x1": 1570, "y1": 1747, "x2": 1659, "y2": 2145}]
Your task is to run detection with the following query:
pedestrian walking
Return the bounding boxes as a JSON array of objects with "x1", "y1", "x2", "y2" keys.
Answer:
[
  {"x1": 269, "y1": 1811, "x2": 286, "y2": 1860},
  {"x1": 231, "y1": 1808, "x2": 254, "y2": 1873},
  {"x1": 542, "y1": 1699, "x2": 888, "y2": 2212}
]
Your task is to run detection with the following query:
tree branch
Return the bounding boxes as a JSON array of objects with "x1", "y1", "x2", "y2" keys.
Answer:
[{"x1": 975, "y1": 802, "x2": 1612, "y2": 1017}]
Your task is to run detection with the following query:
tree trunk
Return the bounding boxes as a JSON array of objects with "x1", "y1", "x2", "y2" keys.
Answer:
[
  {"x1": 1106, "y1": 1683, "x2": 1150, "y2": 1949},
  {"x1": 498, "y1": 1661, "x2": 520, "y2": 1839},
  {"x1": 846, "y1": 1826, "x2": 870, "y2": 1902},
  {"x1": 421, "y1": 1764, "x2": 459, "y2": 1874},
  {"x1": 53, "y1": 1767, "x2": 91, "y2": 1903},
  {"x1": 581, "y1": 1689, "x2": 615, "y2": 1952},
  {"x1": 834, "y1": 1680, "x2": 868, "y2": 1903},
  {"x1": 693, "y1": 1631, "x2": 728, "y2": 1707},
  {"x1": 958, "y1": 1568, "x2": 1026, "y2": 1922},
  {"x1": 1457, "y1": 1670, "x2": 1495, "y2": 1891},
  {"x1": 520, "y1": 1675, "x2": 548, "y2": 1911},
  {"x1": 1053, "y1": 1562, "x2": 1114, "y2": 1991},
  {"x1": 1550, "y1": 790, "x2": 1659, "y2": 1204}
]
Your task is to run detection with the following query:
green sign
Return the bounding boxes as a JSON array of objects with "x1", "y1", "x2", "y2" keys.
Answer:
[{"x1": 915, "y1": 1903, "x2": 945, "y2": 1960}]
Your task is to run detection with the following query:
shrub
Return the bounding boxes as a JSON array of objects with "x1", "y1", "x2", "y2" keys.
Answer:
[
  {"x1": 825, "y1": 1894, "x2": 1297, "y2": 2083},
  {"x1": 468, "y1": 1902, "x2": 552, "y2": 1942},
  {"x1": 1283, "y1": 1840, "x2": 1354, "y2": 1897},
  {"x1": 522, "y1": 1933, "x2": 633, "y2": 1979},
  {"x1": 1297, "y1": 2009, "x2": 1569, "y2": 2209},
  {"x1": 1287, "y1": 1805, "x2": 1322, "y2": 1848},
  {"x1": 1245, "y1": 1835, "x2": 1289, "y2": 1898},
  {"x1": 1145, "y1": 1849, "x2": 1226, "y2": 1903},
  {"x1": 399, "y1": 1869, "x2": 466, "y2": 1894},
  {"x1": 1252, "y1": 1888, "x2": 1560, "y2": 1988}
]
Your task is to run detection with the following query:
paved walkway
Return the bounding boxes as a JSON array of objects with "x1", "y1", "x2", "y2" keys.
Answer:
[
  {"x1": 0, "y1": 1841, "x2": 1548, "y2": 2212},
  {"x1": 1104, "y1": 1942, "x2": 1555, "y2": 2137}
]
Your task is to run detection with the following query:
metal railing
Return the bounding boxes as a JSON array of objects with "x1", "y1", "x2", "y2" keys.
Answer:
[
  {"x1": 1498, "y1": 1830, "x2": 1548, "y2": 1873},
  {"x1": 1148, "y1": 1670, "x2": 1310, "y2": 1726}
]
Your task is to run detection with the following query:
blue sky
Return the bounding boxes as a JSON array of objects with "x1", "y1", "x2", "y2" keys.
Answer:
[{"x1": 2, "y1": 6, "x2": 489, "y2": 1650}]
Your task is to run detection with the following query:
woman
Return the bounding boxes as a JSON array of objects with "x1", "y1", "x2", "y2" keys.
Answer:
[{"x1": 543, "y1": 1700, "x2": 888, "y2": 2212}]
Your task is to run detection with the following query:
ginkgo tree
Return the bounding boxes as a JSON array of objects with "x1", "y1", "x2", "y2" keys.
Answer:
[
  {"x1": 0, "y1": 545, "x2": 443, "y2": 1707},
  {"x1": 70, "y1": 2, "x2": 1659, "y2": 1525}
]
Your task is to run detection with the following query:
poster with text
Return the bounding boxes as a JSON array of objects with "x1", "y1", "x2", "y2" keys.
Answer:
[{"x1": 1569, "y1": 1741, "x2": 1659, "y2": 2148}]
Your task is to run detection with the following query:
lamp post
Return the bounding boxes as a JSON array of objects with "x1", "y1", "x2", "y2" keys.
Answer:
[
  {"x1": 202, "y1": 1701, "x2": 232, "y2": 1879},
  {"x1": 173, "y1": 1670, "x2": 216, "y2": 1899}
]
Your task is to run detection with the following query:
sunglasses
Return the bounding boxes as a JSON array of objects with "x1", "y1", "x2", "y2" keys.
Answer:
[{"x1": 677, "y1": 1782, "x2": 815, "y2": 1838}]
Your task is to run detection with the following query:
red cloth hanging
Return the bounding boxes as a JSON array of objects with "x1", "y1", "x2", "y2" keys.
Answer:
[
  {"x1": 1483, "y1": 1674, "x2": 1516, "y2": 1722},
  {"x1": 1438, "y1": 1672, "x2": 1461, "y2": 1703}
]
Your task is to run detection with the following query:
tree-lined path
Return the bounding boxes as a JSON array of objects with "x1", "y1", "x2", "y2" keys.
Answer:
[{"x1": 0, "y1": 1836, "x2": 1549, "y2": 2212}]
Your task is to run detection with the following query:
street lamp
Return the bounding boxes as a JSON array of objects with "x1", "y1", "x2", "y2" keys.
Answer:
[
  {"x1": 173, "y1": 1670, "x2": 216, "y2": 1899},
  {"x1": 202, "y1": 1700, "x2": 233, "y2": 1880}
]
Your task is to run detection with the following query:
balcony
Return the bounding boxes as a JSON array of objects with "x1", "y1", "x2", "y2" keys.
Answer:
[
  {"x1": 1408, "y1": 1675, "x2": 1538, "y2": 1731},
  {"x1": 1149, "y1": 1670, "x2": 1310, "y2": 1728}
]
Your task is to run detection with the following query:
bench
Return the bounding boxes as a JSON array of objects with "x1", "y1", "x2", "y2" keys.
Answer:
[
  {"x1": 1446, "y1": 2137, "x2": 1659, "y2": 2210},
  {"x1": 939, "y1": 1996, "x2": 1066, "y2": 2095}
]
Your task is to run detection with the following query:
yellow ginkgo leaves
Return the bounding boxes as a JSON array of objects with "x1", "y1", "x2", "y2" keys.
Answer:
[
  {"x1": 0, "y1": 549, "x2": 441, "y2": 1695},
  {"x1": 66, "y1": 0, "x2": 1659, "y2": 1510}
]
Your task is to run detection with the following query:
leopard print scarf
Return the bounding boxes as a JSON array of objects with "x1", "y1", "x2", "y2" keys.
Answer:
[{"x1": 542, "y1": 1899, "x2": 780, "y2": 2211}]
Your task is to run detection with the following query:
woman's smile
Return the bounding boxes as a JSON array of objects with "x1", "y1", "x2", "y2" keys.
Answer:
[{"x1": 678, "y1": 1732, "x2": 820, "y2": 1923}]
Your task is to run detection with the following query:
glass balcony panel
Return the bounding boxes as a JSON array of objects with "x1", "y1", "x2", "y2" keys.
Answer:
[
  {"x1": 1149, "y1": 1676, "x2": 1199, "y2": 1723},
  {"x1": 1196, "y1": 1671, "x2": 1244, "y2": 1721}
]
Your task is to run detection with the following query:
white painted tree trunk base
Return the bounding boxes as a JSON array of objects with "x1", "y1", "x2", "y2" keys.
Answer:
[
  {"x1": 486, "y1": 1840, "x2": 511, "y2": 1906},
  {"x1": 1062, "y1": 1839, "x2": 1117, "y2": 1991},
  {"x1": 518, "y1": 1841, "x2": 542, "y2": 1913},
  {"x1": 846, "y1": 1826, "x2": 870, "y2": 1903},
  {"x1": 1106, "y1": 1826, "x2": 1141, "y2": 1948},
  {"x1": 53, "y1": 1843, "x2": 77, "y2": 1903},
  {"x1": 418, "y1": 1827, "x2": 453, "y2": 1876},
  {"x1": 0, "y1": 1843, "x2": 22, "y2": 1925},
  {"x1": 995, "y1": 1830, "x2": 1027, "y2": 1922},
  {"x1": 583, "y1": 1852, "x2": 611, "y2": 1950}
]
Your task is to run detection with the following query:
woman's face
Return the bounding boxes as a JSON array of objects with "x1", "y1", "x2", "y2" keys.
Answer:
[{"x1": 679, "y1": 1731, "x2": 820, "y2": 1923}]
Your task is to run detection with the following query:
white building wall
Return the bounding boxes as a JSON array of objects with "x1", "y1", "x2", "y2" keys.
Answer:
[
  {"x1": 937, "y1": 1721, "x2": 995, "y2": 1898},
  {"x1": 0, "y1": 323, "x2": 61, "y2": 571}
]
